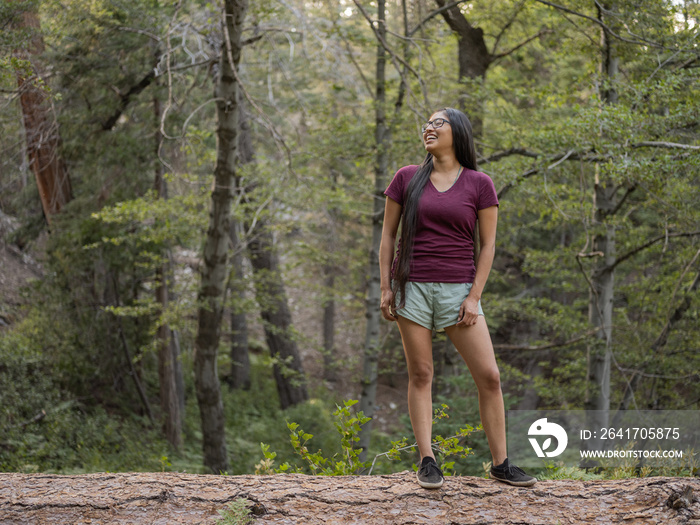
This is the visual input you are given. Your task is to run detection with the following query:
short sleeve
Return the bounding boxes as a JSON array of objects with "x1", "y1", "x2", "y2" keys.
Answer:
[
  {"x1": 477, "y1": 172, "x2": 499, "y2": 210},
  {"x1": 384, "y1": 165, "x2": 418, "y2": 206}
]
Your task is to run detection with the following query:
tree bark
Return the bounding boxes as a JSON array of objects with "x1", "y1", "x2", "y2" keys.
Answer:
[
  {"x1": 322, "y1": 264, "x2": 337, "y2": 382},
  {"x1": 153, "y1": 90, "x2": 183, "y2": 450},
  {"x1": 584, "y1": 2, "x2": 619, "y2": 447},
  {"x1": 155, "y1": 264, "x2": 182, "y2": 449},
  {"x1": 227, "y1": 220, "x2": 251, "y2": 391},
  {"x1": 247, "y1": 223, "x2": 308, "y2": 409},
  {"x1": 358, "y1": 0, "x2": 390, "y2": 462},
  {"x1": 434, "y1": 0, "x2": 491, "y2": 80},
  {"x1": 194, "y1": 0, "x2": 247, "y2": 474},
  {"x1": 227, "y1": 95, "x2": 252, "y2": 391},
  {"x1": 14, "y1": 3, "x2": 72, "y2": 226},
  {"x1": 322, "y1": 160, "x2": 340, "y2": 383},
  {"x1": 2, "y1": 472, "x2": 698, "y2": 524},
  {"x1": 231, "y1": 96, "x2": 305, "y2": 402}
]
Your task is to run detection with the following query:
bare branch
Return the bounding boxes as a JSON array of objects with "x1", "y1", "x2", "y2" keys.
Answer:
[
  {"x1": 481, "y1": 147, "x2": 541, "y2": 164},
  {"x1": 492, "y1": 29, "x2": 554, "y2": 61},
  {"x1": 242, "y1": 26, "x2": 304, "y2": 46},
  {"x1": 352, "y1": 0, "x2": 430, "y2": 107},
  {"x1": 610, "y1": 231, "x2": 700, "y2": 272},
  {"x1": 102, "y1": 69, "x2": 156, "y2": 131},
  {"x1": 606, "y1": 185, "x2": 636, "y2": 218},
  {"x1": 631, "y1": 141, "x2": 700, "y2": 150},
  {"x1": 489, "y1": 137, "x2": 697, "y2": 200},
  {"x1": 407, "y1": 0, "x2": 469, "y2": 37},
  {"x1": 169, "y1": 58, "x2": 215, "y2": 72},
  {"x1": 494, "y1": 328, "x2": 600, "y2": 351},
  {"x1": 340, "y1": 37, "x2": 375, "y2": 99},
  {"x1": 10, "y1": 409, "x2": 46, "y2": 429},
  {"x1": 117, "y1": 26, "x2": 161, "y2": 43},
  {"x1": 533, "y1": 0, "x2": 663, "y2": 48},
  {"x1": 491, "y1": 0, "x2": 526, "y2": 55},
  {"x1": 647, "y1": 31, "x2": 700, "y2": 81},
  {"x1": 242, "y1": 34, "x2": 264, "y2": 46},
  {"x1": 496, "y1": 167, "x2": 540, "y2": 199},
  {"x1": 216, "y1": 5, "x2": 296, "y2": 174},
  {"x1": 494, "y1": 149, "x2": 605, "y2": 198},
  {"x1": 159, "y1": 0, "x2": 185, "y2": 142}
]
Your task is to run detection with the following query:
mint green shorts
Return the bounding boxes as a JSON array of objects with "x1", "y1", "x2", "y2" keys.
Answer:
[{"x1": 396, "y1": 282, "x2": 483, "y2": 331}]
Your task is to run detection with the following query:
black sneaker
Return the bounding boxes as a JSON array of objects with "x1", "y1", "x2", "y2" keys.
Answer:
[
  {"x1": 489, "y1": 458, "x2": 537, "y2": 487},
  {"x1": 416, "y1": 456, "x2": 444, "y2": 489}
]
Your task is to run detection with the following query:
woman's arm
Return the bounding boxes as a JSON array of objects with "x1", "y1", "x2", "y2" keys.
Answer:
[
  {"x1": 458, "y1": 205, "x2": 498, "y2": 326},
  {"x1": 379, "y1": 196, "x2": 402, "y2": 321}
]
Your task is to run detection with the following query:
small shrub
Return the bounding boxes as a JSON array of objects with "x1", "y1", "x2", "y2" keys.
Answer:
[
  {"x1": 216, "y1": 498, "x2": 253, "y2": 525},
  {"x1": 258, "y1": 399, "x2": 371, "y2": 475}
]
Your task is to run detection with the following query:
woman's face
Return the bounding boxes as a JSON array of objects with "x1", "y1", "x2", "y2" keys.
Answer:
[{"x1": 422, "y1": 111, "x2": 453, "y2": 154}]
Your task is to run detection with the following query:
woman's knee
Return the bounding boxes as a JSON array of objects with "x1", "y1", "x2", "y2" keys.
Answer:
[
  {"x1": 408, "y1": 362, "x2": 433, "y2": 388},
  {"x1": 476, "y1": 367, "x2": 501, "y2": 393}
]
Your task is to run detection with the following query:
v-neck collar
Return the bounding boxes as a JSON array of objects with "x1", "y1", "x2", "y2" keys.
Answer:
[{"x1": 429, "y1": 166, "x2": 463, "y2": 193}]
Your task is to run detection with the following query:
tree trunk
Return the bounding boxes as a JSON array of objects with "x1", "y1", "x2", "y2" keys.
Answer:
[
  {"x1": 227, "y1": 94, "x2": 252, "y2": 391},
  {"x1": 359, "y1": 0, "x2": 389, "y2": 462},
  {"x1": 584, "y1": 2, "x2": 619, "y2": 446},
  {"x1": 228, "y1": 220, "x2": 251, "y2": 391},
  {"x1": 155, "y1": 264, "x2": 182, "y2": 449},
  {"x1": 4, "y1": 472, "x2": 698, "y2": 524},
  {"x1": 154, "y1": 92, "x2": 182, "y2": 449},
  {"x1": 247, "y1": 223, "x2": 308, "y2": 409},
  {"x1": 434, "y1": 0, "x2": 491, "y2": 137},
  {"x1": 230, "y1": 91, "x2": 305, "y2": 406},
  {"x1": 322, "y1": 264, "x2": 337, "y2": 382},
  {"x1": 14, "y1": 3, "x2": 72, "y2": 226},
  {"x1": 194, "y1": 0, "x2": 247, "y2": 474},
  {"x1": 322, "y1": 163, "x2": 339, "y2": 383},
  {"x1": 171, "y1": 326, "x2": 186, "y2": 419}
]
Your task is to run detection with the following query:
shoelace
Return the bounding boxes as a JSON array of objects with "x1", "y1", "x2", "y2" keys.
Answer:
[
  {"x1": 503, "y1": 463, "x2": 527, "y2": 477},
  {"x1": 428, "y1": 463, "x2": 442, "y2": 477},
  {"x1": 421, "y1": 462, "x2": 443, "y2": 477}
]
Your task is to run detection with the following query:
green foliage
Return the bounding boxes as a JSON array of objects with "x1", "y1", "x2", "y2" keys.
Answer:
[
  {"x1": 1, "y1": 0, "x2": 699, "y2": 478},
  {"x1": 165, "y1": 365, "x2": 349, "y2": 476},
  {"x1": 216, "y1": 499, "x2": 253, "y2": 525},
  {"x1": 537, "y1": 463, "x2": 604, "y2": 481},
  {"x1": 0, "y1": 320, "x2": 169, "y2": 473},
  {"x1": 258, "y1": 399, "x2": 371, "y2": 475},
  {"x1": 370, "y1": 404, "x2": 480, "y2": 476},
  {"x1": 259, "y1": 400, "x2": 480, "y2": 477}
]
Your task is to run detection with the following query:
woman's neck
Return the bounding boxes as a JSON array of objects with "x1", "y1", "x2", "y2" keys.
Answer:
[{"x1": 431, "y1": 152, "x2": 460, "y2": 174}]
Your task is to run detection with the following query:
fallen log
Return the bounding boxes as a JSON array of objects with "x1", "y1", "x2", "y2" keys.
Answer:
[{"x1": 0, "y1": 472, "x2": 698, "y2": 524}]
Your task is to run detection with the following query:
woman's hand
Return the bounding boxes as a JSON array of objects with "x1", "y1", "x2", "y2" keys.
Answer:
[
  {"x1": 380, "y1": 288, "x2": 397, "y2": 322},
  {"x1": 457, "y1": 295, "x2": 480, "y2": 326}
]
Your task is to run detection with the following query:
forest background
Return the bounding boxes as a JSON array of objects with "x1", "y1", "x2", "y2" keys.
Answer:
[{"x1": 0, "y1": 0, "x2": 698, "y2": 479}]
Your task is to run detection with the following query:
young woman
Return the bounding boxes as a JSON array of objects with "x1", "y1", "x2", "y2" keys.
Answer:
[{"x1": 379, "y1": 107, "x2": 536, "y2": 489}]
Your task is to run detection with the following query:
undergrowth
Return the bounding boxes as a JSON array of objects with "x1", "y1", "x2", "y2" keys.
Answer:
[{"x1": 2, "y1": 319, "x2": 695, "y2": 480}]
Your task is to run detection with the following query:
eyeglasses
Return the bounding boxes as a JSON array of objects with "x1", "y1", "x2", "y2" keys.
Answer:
[{"x1": 421, "y1": 118, "x2": 450, "y2": 134}]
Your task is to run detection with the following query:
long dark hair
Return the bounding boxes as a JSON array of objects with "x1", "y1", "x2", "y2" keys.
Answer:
[{"x1": 392, "y1": 107, "x2": 478, "y2": 308}]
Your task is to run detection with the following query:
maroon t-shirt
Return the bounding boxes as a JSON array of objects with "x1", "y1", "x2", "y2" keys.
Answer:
[{"x1": 384, "y1": 164, "x2": 499, "y2": 283}]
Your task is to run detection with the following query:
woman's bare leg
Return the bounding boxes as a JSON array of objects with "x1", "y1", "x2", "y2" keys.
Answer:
[
  {"x1": 397, "y1": 316, "x2": 435, "y2": 460},
  {"x1": 444, "y1": 317, "x2": 507, "y2": 465}
]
